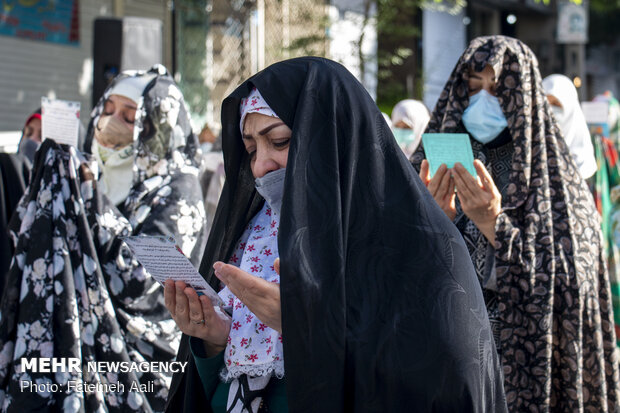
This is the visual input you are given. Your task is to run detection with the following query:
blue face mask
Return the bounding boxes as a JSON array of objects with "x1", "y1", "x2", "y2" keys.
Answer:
[
  {"x1": 462, "y1": 89, "x2": 508, "y2": 144},
  {"x1": 18, "y1": 138, "x2": 40, "y2": 163},
  {"x1": 392, "y1": 127, "x2": 415, "y2": 146}
]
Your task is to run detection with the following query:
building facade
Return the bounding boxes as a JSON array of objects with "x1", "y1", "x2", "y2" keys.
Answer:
[
  {"x1": 420, "y1": 0, "x2": 591, "y2": 110},
  {"x1": 0, "y1": 0, "x2": 377, "y2": 140}
]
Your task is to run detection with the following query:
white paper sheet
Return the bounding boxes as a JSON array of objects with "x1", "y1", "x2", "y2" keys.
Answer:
[
  {"x1": 581, "y1": 101, "x2": 609, "y2": 125},
  {"x1": 122, "y1": 235, "x2": 226, "y2": 310},
  {"x1": 41, "y1": 97, "x2": 81, "y2": 147}
]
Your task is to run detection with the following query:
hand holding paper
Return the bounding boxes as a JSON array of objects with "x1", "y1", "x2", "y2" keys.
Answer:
[
  {"x1": 122, "y1": 236, "x2": 227, "y2": 311},
  {"x1": 164, "y1": 279, "x2": 231, "y2": 356}
]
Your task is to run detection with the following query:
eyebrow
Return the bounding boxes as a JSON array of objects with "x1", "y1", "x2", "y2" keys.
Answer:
[
  {"x1": 242, "y1": 121, "x2": 287, "y2": 139},
  {"x1": 106, "y1": 98, "x2": 137, "y2": 110},
  {"x1": 469, "y1": 74, "x2": 483, "y2": 80},
  {"x1": 258, "y1": 121, "x2": 286, "y2": 135}
]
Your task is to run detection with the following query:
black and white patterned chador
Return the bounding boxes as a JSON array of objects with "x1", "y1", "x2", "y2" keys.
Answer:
[{"x1": 0, "y1": 66, "x2": 206, "y2": 413}]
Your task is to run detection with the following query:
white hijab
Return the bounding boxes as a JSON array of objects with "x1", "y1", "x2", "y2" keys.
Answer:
[
  {"x1": 390, "y1": 99, "x2": 430, "y2": 157},
  {"x1": 91, "y1": 74, "x2": 157, "y2": 206},
  {"x1": 542, "y1": 74, "x2": 597, "y2": 179}
]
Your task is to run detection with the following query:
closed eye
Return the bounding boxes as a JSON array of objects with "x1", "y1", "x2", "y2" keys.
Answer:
[
  {"x1": 245, "y1": 144, "x2": 257, "y2": 159},
  {"x1": 273, "y1": 138, "x2": 290, "y2": 148}
]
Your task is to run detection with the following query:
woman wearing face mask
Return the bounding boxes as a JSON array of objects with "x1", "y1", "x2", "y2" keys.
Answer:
[
  {"x1": 411, "y1": 36, "x2": 620, "y2": 411},
  {"x1": 390, "y1": 99, "x2": 430, "y2": 158},
  {"x1": 0, "y1": 65, "x2": 206, "y2": 412},
  {"x1": 164, "y1": 57, "x2": 507, "y2": 413},
  {"x1": 542, "y1": 74, "x2": 597, "y2": 179},
  {"x1": 16, "y1": 109, "x2": 42, "y2": 164}
]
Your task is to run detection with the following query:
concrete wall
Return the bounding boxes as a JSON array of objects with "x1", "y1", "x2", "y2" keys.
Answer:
[{"x1": 422, "y1": 9, "x2": 466, "y2": 111}]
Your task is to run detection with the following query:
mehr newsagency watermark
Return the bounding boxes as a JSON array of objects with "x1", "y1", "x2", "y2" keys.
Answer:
[{"x1": 18, "y1": 358, "x2": 188, "y2": 394}]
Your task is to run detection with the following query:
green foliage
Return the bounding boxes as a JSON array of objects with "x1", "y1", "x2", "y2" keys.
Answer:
[
  {"x1": 420, "y1": 0, "x2": 466, "y2": 14},
  {"x1": 376, "y1": 0, "x2": 424, "y2": 108},
  {"x1": 590, "y1": 0, "x2": 620, "y2": 11},
  {"x1": 376, "y1": 0, "x2": 422, "y2": 37}
]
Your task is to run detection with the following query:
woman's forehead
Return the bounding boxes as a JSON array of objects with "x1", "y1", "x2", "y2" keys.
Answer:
[
  {"x1": 26, "y1": 117, "x2": 41, "y2": 127},
  {"x1": 468, "y1": 64, "x2": 494, "y2": 77},
  {"x1": 242, "y1": 113, "x2": 283, "y2": 133},
  {"x1": 107, "y1": 94, "x2": 137, "y2": 109}
]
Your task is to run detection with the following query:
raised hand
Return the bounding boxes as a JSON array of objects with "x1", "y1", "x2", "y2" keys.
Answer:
[
  {"x1": 419, "y1": 159, "x2": 457, "y2": 220},
  {"x1": 452, "y1": 160, "x2": 502, "y2": 244},
  {"x1": 213, "y1": 259, "x2": 282, "y2": 333}
]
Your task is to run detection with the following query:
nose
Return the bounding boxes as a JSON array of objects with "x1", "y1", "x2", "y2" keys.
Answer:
[
  {"x1": 252, "y1": 148, "x2": 280, "y2": 178},
  {"x1": 113, "y1": 112, "x2": 123, "y2": 121},
  {"x1": 112, "y1": 112, "x2": 131, "y2": 128},
  {"x1": 482, "y1": 78, "x2": 496, "y2": 96}
]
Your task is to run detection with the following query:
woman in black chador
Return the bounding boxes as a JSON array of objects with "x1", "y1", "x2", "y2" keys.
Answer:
[{"x1": 165, "y1": 57, "x2": 507, "y2": 413}]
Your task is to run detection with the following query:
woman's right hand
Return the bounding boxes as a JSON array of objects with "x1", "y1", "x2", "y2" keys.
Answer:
[
  {"x1": 164, "y1": 279, "x2": 231, "y2": 357},
  {"x1": 419, "y1": 160, "x2": 457, "y2": 221}
]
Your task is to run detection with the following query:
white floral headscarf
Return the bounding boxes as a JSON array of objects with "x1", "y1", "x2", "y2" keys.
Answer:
[{"x1": 239, "y1": 87, "x2": 279, "y2": 134}]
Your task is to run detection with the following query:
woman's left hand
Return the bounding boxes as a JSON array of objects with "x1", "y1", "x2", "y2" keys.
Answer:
[
  {"x1": 452, "y1": 160, "x2": 502, "y2": 244},
  {"x1": 214, "y1": 258, "x2": 282, "y2": 333}
]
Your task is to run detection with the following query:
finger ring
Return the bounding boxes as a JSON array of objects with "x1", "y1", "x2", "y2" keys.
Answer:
[{"x1": 191, "y1": 319, "x2": 205, "y2": 325}]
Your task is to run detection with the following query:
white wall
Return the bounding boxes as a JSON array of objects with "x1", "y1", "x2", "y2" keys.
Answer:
[
  {"x1": 422, "y1": 9, "x2": 466, "y2": 112},
  {"x1": 0, "y1": 0, "x2": 115, "y2": 133},
  {"x1": 0, "y1": 0, "x2": 169, "y2": 135}
]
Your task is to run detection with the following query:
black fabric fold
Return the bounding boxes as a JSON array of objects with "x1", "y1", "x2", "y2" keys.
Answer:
[{"x1": 0, "y1": 153, "x2": 30, "y2": 296}]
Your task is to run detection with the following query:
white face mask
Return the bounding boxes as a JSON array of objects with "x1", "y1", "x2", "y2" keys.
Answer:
[
  {"x1": 551, "y1": 106, "x2": 565, "y2": 127},
  {"x1": 92, "y1": 139, "x2": 135, "y2": 206},
  {"x1": 462, "y1": 90, "x2": 508, "y2": 144},
  {"x1": 200, "y1": 142, "x2": 213, "y2": 153},
  {"x1": 254, "y1": 168, "x2": 286, "y2": 215}
]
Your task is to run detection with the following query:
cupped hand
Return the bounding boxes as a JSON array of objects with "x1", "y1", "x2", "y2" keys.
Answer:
[
  {"x1": 213, "y1": 258, "x2": 282, "y2": 333},
  {"x1": 452, "y1": 160, "x2": 502, "y2": 244},
  {"x1": 164, "y1": 279, "x2": 231, "y2": 356},
  {"x1": 419, "y1": 159, "x2": 457, "y2": 220}
]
